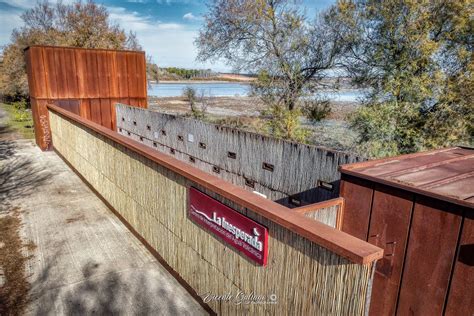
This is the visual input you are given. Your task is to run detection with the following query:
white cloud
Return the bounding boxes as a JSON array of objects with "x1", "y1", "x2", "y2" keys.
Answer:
[
  {"x1": 156, "y1": 23, "x2": 183, "y2": 30},
  {"x1": 107, "y1": 6, "x2": 227, "y2": 70},
  {"x1": 183, "y1": 12, "x2": 202, "y2": 21}
]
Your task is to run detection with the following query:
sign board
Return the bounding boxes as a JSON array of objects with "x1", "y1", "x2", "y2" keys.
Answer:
[{"x1": 188, "y1": 187, "x2": 269, "y2": 266}]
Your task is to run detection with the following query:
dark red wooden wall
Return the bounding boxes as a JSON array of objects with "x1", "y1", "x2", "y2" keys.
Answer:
[
  {"x1": 340, "y1": 174, "x2": 473, "y2": 315},
  {"x1": 25, "y1": 45, "x2": 147, "y2": 150}
]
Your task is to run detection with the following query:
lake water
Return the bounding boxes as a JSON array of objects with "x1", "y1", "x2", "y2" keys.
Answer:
[{"x1": 148, "y1": 82, "x2": 364, "y2": 102}]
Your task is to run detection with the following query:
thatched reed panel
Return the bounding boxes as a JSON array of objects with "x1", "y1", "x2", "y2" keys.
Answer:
[
  {"x1": 116, "y1": 105, "x2": 363, "y2": 206},
  {"x1": 300, "y1": 204, "x2": 340, "y2": 228},
  {"x1": 50, "y1": 111, "x2": 376, "y2": 315}
]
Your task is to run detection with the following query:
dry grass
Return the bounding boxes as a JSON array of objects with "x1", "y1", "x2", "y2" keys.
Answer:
[{"x1": 0, "y1": 207, "x2": 35, "y2": 315}]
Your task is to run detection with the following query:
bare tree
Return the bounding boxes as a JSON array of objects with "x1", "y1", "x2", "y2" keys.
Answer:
[
  {"x1": 196, "y1": 0, "x2": 345, "y2": 111},
  {"x1": 0, "y1": 0, "x2": 141, "y2": 100}
]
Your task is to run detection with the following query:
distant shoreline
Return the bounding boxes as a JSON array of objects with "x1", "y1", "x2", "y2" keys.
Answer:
[{"x1": 150, "y1": 80, "x2": 250, "y2": 84}]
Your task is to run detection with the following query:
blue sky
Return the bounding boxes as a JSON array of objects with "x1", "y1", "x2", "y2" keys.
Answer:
[{"x1": 0, "y1": 0, "x2": 335, "y2": 72}]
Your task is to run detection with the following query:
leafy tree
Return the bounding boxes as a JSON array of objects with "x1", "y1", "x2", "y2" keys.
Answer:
[
  {"x1": 182, "y1": 86, "x2": 207, "y2": 119},
  {"x1": 0, "y1": 0, "x2": 141, "y2": 100},
  {"x1": 196, "y1": 0, "x2": 344, "y2": 141},
  {"x1": 335, "y1": 0, "x2": 473, "y2": 157}
]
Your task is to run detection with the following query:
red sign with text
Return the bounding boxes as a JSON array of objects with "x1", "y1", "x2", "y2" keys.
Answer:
[{"x1": 188, "y1": 187, "x2": 269, "y2": 266}]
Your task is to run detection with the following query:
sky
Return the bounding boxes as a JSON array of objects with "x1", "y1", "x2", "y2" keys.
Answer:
[{"x1": 0, "y1": 0, "x2": 335, "y2": 72}]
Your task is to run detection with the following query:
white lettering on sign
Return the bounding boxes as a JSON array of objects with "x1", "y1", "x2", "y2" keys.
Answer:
[{"x1": 191, "y1": 205, "x2": 263, "y2": 252}]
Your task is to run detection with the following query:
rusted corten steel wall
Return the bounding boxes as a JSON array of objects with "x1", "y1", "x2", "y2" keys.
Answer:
[
  {"x1": 339, "y1": 147, "x2": 474, "y2": 316},
  {"x1": 47, "y1": 104, "x2": 383, "y2": 315},
  {"x1": 24, "y1": 45, "x2": 147, "y2": 150}
]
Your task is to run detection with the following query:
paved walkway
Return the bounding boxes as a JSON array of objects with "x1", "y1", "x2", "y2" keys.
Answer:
[{"x1": 0, "y1": 107, "x2": 207, "y2": 315}]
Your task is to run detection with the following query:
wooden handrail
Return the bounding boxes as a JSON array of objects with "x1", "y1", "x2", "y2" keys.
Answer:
[{"x1": 47, "y1": 104, "x2": 383, "y2": 264}]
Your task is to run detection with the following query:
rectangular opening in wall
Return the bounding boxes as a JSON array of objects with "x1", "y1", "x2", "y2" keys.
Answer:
[
  {"x1": 245, "y1": 178, "x2": 255, "y2": 188},
  {"x1": 289, "y1": 196, "x2": 301, "y2": 206},
  {"x1": 262, "y1": 162, "x2": 274, "y2": 172},
  {"x1": 228, "y1": 152, "x2": 237, "y2": 159},
  {"x1": 317, "y1": 180, "x2": 334, "y2": 191}
]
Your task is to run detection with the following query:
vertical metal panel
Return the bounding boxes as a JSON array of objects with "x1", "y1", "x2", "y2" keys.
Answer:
[
  {"x1": 110, "y1": 99, "x2": 118, "y2": 131},
  {"x1": 56, "y1": 99, "x2": 71, "y2": 112},
  {"x1": 340, "y1": 174, "x2": 374, "y2": 240},
  {"x1": 100, "y1": 99, "x2": 112, "y2": 129},
  {"x1": 69, "y1": 99, "x2": 80, "y2": 115},
  {"x1": 84, "y1": 49, "x2": 99, "y2": 98},
  {"x1": 126, "y1": 52, "x2": 138, "y2": 97},
  {"x1": 80, "y1": 99, "x2": 91, "y2": 120},
  {"x1": 54, "y1": 47, "x2": 69, "y2": 98},
  {"x1": 136, "y1": 53, "x2": 147, "y2": 98},
  {"x1": 97, "y1": 50, "x2": 111, "y2": 97},
  {"x1": 138, "y1": 98, "x2": 147, "y2": 108},
  {"x1": 107, "y1": 51, "x2": 119, "y2": 98},
  {"x1": 367, "y1": 185, "x2": 413, "y2": 316},
  {"x1": 74, "y1": 48, "x2": 87, "y2": 98},
  {"x1": 63, "y1": 48, "x2": 79, "y2": 98},
  {"x1": 25, "y1": 47, "x2": 48, "y2": 98},
  {"x1": 90, "y1": 99, "x2": 102, "y2": 124},
  {"x1": 128, "y1": 98, "x2": 140, "y2": 107},
  {"x1": 397, "y1": 197, "x2": 462, "y2": 315},
  {"x1": 116, "y1": 51, "x2": 129, "y2": 98},
  {"x1": 43, "y1": 47, "x2": 59, "y2": 98},
  {"x1": 445, "y1": 213, "x2": 474, "y2": 315}
]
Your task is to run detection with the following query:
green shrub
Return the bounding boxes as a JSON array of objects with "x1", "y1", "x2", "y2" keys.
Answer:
[
  {"x1": 302, "y1": 99, "x2": 332, "y2": 122},
  {"x1": 262, "y1": 105, "x2": 310, "y2": 143}
]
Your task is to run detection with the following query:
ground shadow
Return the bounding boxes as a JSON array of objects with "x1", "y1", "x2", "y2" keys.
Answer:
[
  {"x1": 0, "y1": 156, "x2": 54, "y2": 205},
  {"x1": 29, "y1": 258, "x2": 198, "y2": 315}
]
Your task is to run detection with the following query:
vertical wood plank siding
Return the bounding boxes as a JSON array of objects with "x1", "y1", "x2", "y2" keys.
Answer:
[
  {"x1": 49, "y1": 110, "x2": 378, "y2": 315},
  {"x1": 339, "y1": 158, "x2": 473, "y2": 315},
  {"x1": 24, "y1": 45, "x2": 148, "y2": 150},
  {"x1": 116, "y1": 105, "x2": 363, "y2": 206}
]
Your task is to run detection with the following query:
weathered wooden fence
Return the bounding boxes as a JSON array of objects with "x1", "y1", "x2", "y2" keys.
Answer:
[{"x1": 116, "y1": 104, "x2": 363, "y2": 207}]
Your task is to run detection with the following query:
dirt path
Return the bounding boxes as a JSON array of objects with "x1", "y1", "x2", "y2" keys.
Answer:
[{"x1": 0, "y1": 107, "x2": 207, "y2": 315}]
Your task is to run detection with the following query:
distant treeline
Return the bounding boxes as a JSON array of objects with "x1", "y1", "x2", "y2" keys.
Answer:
[
  {"x1": 147, "y1": 63, "x2": 216, "y2": 81},
  {"x1": 164, "y1": 67, "x2": 215, "y2": 79}
]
